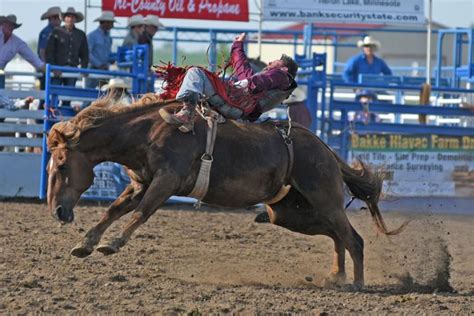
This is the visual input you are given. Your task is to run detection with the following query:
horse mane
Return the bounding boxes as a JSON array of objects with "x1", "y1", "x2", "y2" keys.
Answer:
[{"x1": 48, "y1": 93, "x2": 174, "y2": 150}]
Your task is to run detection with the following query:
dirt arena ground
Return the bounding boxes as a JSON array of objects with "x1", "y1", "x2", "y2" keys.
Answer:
[{"x1": 1, "y1": 201, "x2": 473, "y2": 314}]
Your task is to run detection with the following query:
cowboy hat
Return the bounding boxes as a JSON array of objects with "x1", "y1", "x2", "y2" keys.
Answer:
[
  {"x1": 94, "y1": 11, "x2": 117, "y2": 23},
  {"x1": 62, "y1": 7, "x2": 84, "y2": 23},
  {"x1": 127, "y1": 14, "x2": 145, "y2": 28},
  {"x1": 0, "y1": 15, "x2": 22, "y2": 29},
  {"x1": 357, "y1": 36, "x2": 381, "y2": 50},
  {"x1": 283, "y1": 87, "x2": 306, "y2": 104},
  {"x1": 101, "y1": 78, "x2": 131, "y2": 91},
  {"x1": 355, "y1": 89, "x2": 378, "y2": 101},
  {"x1": 144, "y1": 15, "x2": 164, "y2": 28},
  {"x1": 40, "y1": 7, "x2": 62, "y2": 20}
]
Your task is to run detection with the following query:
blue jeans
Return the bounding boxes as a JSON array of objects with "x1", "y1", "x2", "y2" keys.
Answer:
[{"x1": 176, "y1": 67, "x2": 243, "y2": 119}]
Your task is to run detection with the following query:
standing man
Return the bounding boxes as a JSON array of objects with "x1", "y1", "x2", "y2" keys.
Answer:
[
  {"x1": 38, "y1": 7, "x2": 62, "y2": 62},
  {"x1": 37, "y1": 7, "x2": 62, "y2": 108},
  {"x1": 122, "y1": 14, "x2": 145, "y2": 47},
  {"x1": 87, "y1": 11, "x2": 116, "y2": 90},
  {"x1": 139, "y1": 15, "x2": 164, "y2": 67},
  {"x1": 46, "y1": 7, "x2": 88, "y2": 107},
  {"x1": 139, "y1": 15, "x2": 164, "y2": 91},
  {"x1": 343, "y1": 36, "x2": 392, "y2": 83},
  {"x1": 0, "y1": 15, "x2": 44, "y2": 70}
]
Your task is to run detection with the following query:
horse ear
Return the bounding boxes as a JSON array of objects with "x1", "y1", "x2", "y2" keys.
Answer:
[{"x1": 47, "y1": 126, "x2": 68, "y2": 150}]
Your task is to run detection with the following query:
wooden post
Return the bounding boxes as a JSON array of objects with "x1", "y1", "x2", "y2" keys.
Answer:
[{"x1": 418, "y1": 83, "x2": 431, "y2": 124}]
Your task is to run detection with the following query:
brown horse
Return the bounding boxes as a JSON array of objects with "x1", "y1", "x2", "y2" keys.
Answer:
[{"x1": 46, "y1": 96, "x2": 405, "y2": 289}]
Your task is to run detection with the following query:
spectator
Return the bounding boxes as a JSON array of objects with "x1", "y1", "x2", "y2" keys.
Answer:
[
  {"x1": 101, "y1": 78, "x2": 133, "y2": 106},
  {"x1": 0, "y1": 15, "x2": 44, "y2": 71},
  {"x1": 343, "y1": 36, "x2": 392, "y2": 83},
  {"x1": 37, "y1": 7, "x2": 62, "y2": 109},
  {"x1": 38, "y1": 7, "x2": 62, "y2": 62},
  {"x1": 122, "y1": 15, "x2": 145, "y2": 47},
  {"x1": 86, "y1": 11, "x2": 116, "y2": 90},
  {"x1": 0, "y1": 95, "x2": 36, "y2": 152},
  {"x1": 139, "y1": 15, "x2": 164, "y2": 67},
  {"x1": 46, "y1": 7, "x2": 89, "y2": 107},
  {"x1": 139, "y1": 15, "x2": 164, "y2": 91},
  {"x1": 352, "y1": 89, "x2": 380, "y2": 125},
  {"x1": 0, "y1": 95, "x2": 21, "y2": 111}
]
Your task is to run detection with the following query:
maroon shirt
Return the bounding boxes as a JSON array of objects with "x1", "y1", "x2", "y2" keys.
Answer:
[{"x1": 230, "y1": 41, "x2": 291, "y2": 94}]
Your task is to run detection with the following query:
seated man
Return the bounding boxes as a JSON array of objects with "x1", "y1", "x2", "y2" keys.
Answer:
[
  {"x1": 101, "y1": 78, "x2": 133, "y2": 106},
  {"x1": 159, "y1": 32, "x2": 298, "y2": 132},
  {"x1": 352, "y1": 89, "x2": 380, "y2": 125}
]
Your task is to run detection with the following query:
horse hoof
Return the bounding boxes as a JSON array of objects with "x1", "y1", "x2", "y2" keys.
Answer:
[
  {"x1": 324, "y1": 272, "x2": 347, "y2": 287},
  {"x1": 350, "y1": 281, "x2": 365, "y2": 292},
  {"x1": 96, "y1": 244, "x2": 119, "y2": 256},
  {"x1": 254, "y1": 211, "x2": 270, "y2": 223},
  {"x1": 70, "y1": 245, "x2": 93, "y2": 258}
]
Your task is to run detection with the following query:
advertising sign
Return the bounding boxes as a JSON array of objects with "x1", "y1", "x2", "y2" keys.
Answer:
[
  {"x1": 263, "y1": 0, "x2": 425, "y2": 24},
  {"x1": 83, "y1": 162, "x2": 130, "y2": 200},
  {"x1": 348, "y1": 134, "x2": 474, "y2": 197},
  {"x1": 102, "y1": 0, "x2": 249, "y2": 22}
]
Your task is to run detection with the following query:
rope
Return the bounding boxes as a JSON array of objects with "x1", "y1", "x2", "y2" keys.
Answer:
[
  {"x1": 188, "y1": 103, "x2": 223, "y2": 202},
  {"x1": 286, "y1": 105, "x2": 293, "y2": 138}
]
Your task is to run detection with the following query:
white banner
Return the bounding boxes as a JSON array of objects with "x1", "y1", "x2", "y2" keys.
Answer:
[
  {"x1": 348, "y1": 134, "x2": 474, "y2": 197},
  {"x1": 263, "y1": 0, "x2": 425, "y2": 24}
]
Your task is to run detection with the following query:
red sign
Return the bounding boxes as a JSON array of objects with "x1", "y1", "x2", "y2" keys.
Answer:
[{"x1": 102, "y1": 0, "x2": 249, "y2": 22}]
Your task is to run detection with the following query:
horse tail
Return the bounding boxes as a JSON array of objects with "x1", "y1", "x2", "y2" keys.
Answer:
[{"x1": 329, "y1": 149, "x2": 409, "y2": 235}]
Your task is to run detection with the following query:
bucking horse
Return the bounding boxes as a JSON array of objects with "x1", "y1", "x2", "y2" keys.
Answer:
[{"x1": 46, "y1": 95, "x2": 406, "y2": 289}]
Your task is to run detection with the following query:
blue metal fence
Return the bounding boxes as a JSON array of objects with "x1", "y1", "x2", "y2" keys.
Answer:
[
  {"x1": 326, "y1": 81, "x2": 474, "y2": 160},
  {"x1": 39, "y1": 45, "x2": 152, "y2": 199}
]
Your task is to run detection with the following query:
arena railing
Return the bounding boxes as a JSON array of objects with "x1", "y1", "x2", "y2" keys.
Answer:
[
  {"x1": 38, "y1": 64, "x2": 145, "y2": 200},
  {"x1": 326, "y1": 81, "x2": 474, "y2": 160}
]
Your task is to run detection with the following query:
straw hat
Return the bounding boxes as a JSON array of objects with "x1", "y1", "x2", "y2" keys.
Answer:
[
  {"x1": 127, "y1": 14, "x2": 145, "y2": 28},
  {"x1": 357, "y1": 36, "x2": 381, "y2": 50},
  {"x1": 94, "y1": 11, "x2": 116, "y2": 23},
  {"x1": 144, "y1": 15, "x2": 164, "y2": 28},
  {"x1": 0, "y1": 15, "x2": 22, "y2": 29},
  {"x1": 62, "y1": 7, "x2": 84, "y2": 23},
  {"x1": 283, "y1": 87, "x2": 306, "y2": 104},
  {"x1": 40, "y1": 7, "x2": 62, "y2": 20},
  {"x1": 101, "y1": 78, "x2": 131, "y2": 91}
]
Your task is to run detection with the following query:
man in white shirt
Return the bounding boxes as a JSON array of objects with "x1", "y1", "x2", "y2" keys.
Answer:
[{"x1": 0, "y1": 15, "x2": 44, "y2": 70}]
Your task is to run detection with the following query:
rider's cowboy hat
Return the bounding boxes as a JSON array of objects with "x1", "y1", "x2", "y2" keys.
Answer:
[
  {"x1": 283, "y1": 87, "x2": 306, "y2": 104},
  {"x1": 357, "y1": 36, "x2": 381, "y2": 50},
  {"x1": 101, "y1": 78, "x2": 131, "y2": 91},
  {"x1": 127, "y1": 14, "x2": 145, "y2": 28},
  {"x1": 94, "y1": 11, "x2": 117, "y2": 23},
  {"x1": 0, "y1": 15, "x2": 22, "y2": 29},
  {"x1": 144, "y1": 15, "x2": 164, "y2": 28},
  {"x1": 40, "y1": 7, "x2": 62, "y2": 20},
  {"x1": 62, "y1": 7, "x2": 84, "y2": 23}
]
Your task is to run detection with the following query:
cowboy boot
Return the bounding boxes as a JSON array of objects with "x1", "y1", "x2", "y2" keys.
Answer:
[{"x1": 159, "y1": 102, "x2": 196, "y2": 133}]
